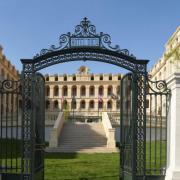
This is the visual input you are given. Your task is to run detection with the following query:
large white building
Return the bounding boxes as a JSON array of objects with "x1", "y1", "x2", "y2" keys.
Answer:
[{"x1": 45, "y1": 66, "x2": 121, "y2": 119}]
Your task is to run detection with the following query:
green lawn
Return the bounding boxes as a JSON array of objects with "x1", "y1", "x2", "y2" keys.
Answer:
[
  {"x1": 0, "y1": 139, "x2": 166, "y2": 179},
  {"x1": 45, "y1": 153, "x2": 119, "y2": 180}
]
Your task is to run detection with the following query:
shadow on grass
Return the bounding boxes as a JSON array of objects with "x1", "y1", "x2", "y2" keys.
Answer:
[{"x1": 45, "y1": 152, "x2": 78, "y2": 159}]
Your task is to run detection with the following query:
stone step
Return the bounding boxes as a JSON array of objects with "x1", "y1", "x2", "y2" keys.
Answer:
[
  {"x1": 46, "y1": 147, "x2": 119, "y2": 153},
  {"x1": 55, "y1": 122, "x2": 112, "y2": 153}
]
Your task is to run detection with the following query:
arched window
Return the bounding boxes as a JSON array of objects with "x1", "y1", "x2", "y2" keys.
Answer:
[
  {"x1": 109, "y1": 74, "x2": 112, "y2": 80},
  {"x1": 54, "y1": 100, "x2": 59, "y2": 109},
  {"x1": 46, "y1": 100, "x2": 50, "y2": 109},
  {"x1": 107, "y1": 100, "x2": 112, "y2": 109},
  {"x1": 100, "y1": 74, "x2": 103, "y2": 81},
  {"x1": 71, "y1": 99, "x2": 76, "y2": 109},
  {"x1": 107, "y1": 86, "x2": 113, "y2": 96},
  {"x1": 46, "y1": 76, "x2": 49, "y2": 81},
  {"x1": 64, "y1": 75, "x2": 67, "y2": 81},
  {"x1": 72, "y1": 75, "x2": 76, "y2": 81},
  {"x1": 80, "y1": 100, "x2": 86, "y2": 109},
  {"x1": 62, "y1": 86, "x2": 68, "y2": 96},
  {"x1": 46, "y1": 86, "x2": 50, "y2": 96},
  {"x1": 54, "y1": 86, "x2": 59, "y2": 96},
  {"x1": 89, "y1": 100, "x2": 94, "y2": 109},
  {"x1": 98, "y1": 100, "x2": 103, "y2": 109},
  {"x1": 89, "y1": 86, "x2": 95, "y2": 96},
  {"x1": 81, "y1": 86, "x2": 86, "y2": 96},
  {"x1": 72, "y1": 85, "x2": 77, "y2": 96},
  {"x1": 91, "y1": 75, "x2": 94, "y2": 81},
  {"x1": 55, "y1": 75, "x2": 58, "y2": 81},
  {"x1": 99, "y1": 86, "x2": 104, "y2": 96}
]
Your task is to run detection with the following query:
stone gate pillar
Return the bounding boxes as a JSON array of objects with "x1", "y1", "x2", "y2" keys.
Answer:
[{"x1": 166, "y1": 72, "x2": 180, "y2": 180}]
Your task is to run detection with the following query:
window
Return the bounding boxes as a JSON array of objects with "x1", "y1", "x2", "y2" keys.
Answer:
[
  {"x1": 107, "y1": 86, "x2": 113, "y2": 96},
  {"x1": 54, "y1": 100, "x2": 59, "y2": 109},
  {"x1": 46, "y1": 76, "x2": 49, "y2": 81},
  {"x1": 55, "y1": 76, "x2": 58, "y2": 81},
  {"x1": 54, "y1": 86, "x2": 59, "y2": 96},
  {"x1": 99, "y1": 86, "x2": 104, "y2": 96},
  {"x1": 64, "y1": 75, "x2": 67, "y2": 81},
  {"x1": 109, "y1": 75, "x2": 112, "y2": 80},
  {"x1": 89, "y1": 100, "x2": 94, "y2": 109},
  {"x1": 81, "y1": 86, "x2": 86, "y2": 96},
  {"x1": 72, "y1": 75, "x2": 76, "y2": 81},
  {"x1": 91, "y1": 75, "x2": 94, "y2": 81},
  {"x1": 80, "y1": 100, "x2": 86, "y2": 109},
  {"x1": 63, "y1": 86, "x2": 68, "y2": 96},
  {"x1": 72, "y1": 85, "x2": 77, "y2": 96},
  {"x1": 100, "y1": 74, "x2": 103, "y2": 81},
  {"x1": 107, "y1": 100, "x2": 112, "y2": 109},
  {"x1": 89, "y1": 86, "x2": 95, "y2": 96}
]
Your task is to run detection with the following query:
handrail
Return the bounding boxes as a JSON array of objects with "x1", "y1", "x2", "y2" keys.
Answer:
[
  {"x1": 102, "y1": 112, "x2": 116, "y2": 148},
  {"x1": 49, "y1": 112, "x2": 65, "y2": 147}
]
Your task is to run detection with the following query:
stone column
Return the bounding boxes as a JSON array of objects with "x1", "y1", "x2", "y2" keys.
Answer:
[
  {"x1": 49, "y1": 85, "x2": 54, "y2": 98},
  {"x1": 86, "y1": 85, "x2": 90, "y2": 98},
  {"x1": 67, "y1": 85, "x2": 72, "y2": 98},
  {"x1": 104, "y1": 85, "x2": 108, "y2": 98},
  {"x1": 165, "y1": 73, "x2": 180, "y2": 180}
]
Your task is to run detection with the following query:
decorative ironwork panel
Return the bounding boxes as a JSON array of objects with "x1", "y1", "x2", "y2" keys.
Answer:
[
  {"x1": 34, "y1": 17, "x2": 135, "y2": 58},
  {"x1": 21, "y1": 63, "x2": 34, "y2": 180},
  {"x1": 0, "y1": 79, "x2": 22, "y2": 179},
  {"x1": 145, "y1": 77, "x2": 170, "y2": 177}
]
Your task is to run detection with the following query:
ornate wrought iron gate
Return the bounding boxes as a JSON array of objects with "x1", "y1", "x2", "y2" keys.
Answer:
[{"x1": 120, "y1": 73, "x2": 170, "y2": 180}]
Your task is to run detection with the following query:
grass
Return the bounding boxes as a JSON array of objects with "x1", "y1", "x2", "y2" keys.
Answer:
[
  {"x1": 45, "y1": 153, "x2": 119, "y2": 180},
  {"x1": 0, "y1": 139, "x2": 166, "y2": 179}
]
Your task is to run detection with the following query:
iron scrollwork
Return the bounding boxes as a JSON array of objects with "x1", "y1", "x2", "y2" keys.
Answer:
[
  {"x1": 34, "y1": 17, "x2": 135, "y2": 58},
  {"x1": 147, "y1": 75, "x2": 170, "y2": 94},
  {"x1": 0, "y1": 79, "x2": 21, "y2": 93}
]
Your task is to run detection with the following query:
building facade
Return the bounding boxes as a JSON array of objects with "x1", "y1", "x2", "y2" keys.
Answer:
[
  {"x1": 0, "y1": 45, "x2": 19, "y2": 81},
  {"x1": 45, "y1": 66, "x2": 121, "y2": 117},
  {"x1": 149, "y1": 26, "x2": 180, "y2": 81}
]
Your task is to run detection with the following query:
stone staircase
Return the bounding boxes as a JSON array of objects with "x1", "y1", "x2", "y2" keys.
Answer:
[{"x1": 46, "y1": 122, "x2": 118, "y2": 153}]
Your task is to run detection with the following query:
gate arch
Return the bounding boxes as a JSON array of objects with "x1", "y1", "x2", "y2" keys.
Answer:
[{"x1": 21, "y1": 17, "x2": 148, "y2": 180}]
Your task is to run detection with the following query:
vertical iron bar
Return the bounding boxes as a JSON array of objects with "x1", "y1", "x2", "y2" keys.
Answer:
[
  {"x1": 16, "y1": 93, "x2": 18, "y2": 172},
  {"x1": 160, "y1": 94, "x2": 163, "y2": 173},
  {"x1": 154, "y1": 94, "x2": 157, "y2": 173},
  {"x1": 149, "y1": 94, "x2": 152, "y2": 174},
  {"x1": 11, "y1": 92, "x2": 13, "y2": 171},
  {"x1": 5, "y1": 93, "x2": 8, "y2": 172}
]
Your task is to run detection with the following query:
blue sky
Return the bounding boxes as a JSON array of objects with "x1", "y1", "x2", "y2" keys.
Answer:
[{"x1": 0, "y1": 0, "x2": 179, "y2": 75}]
